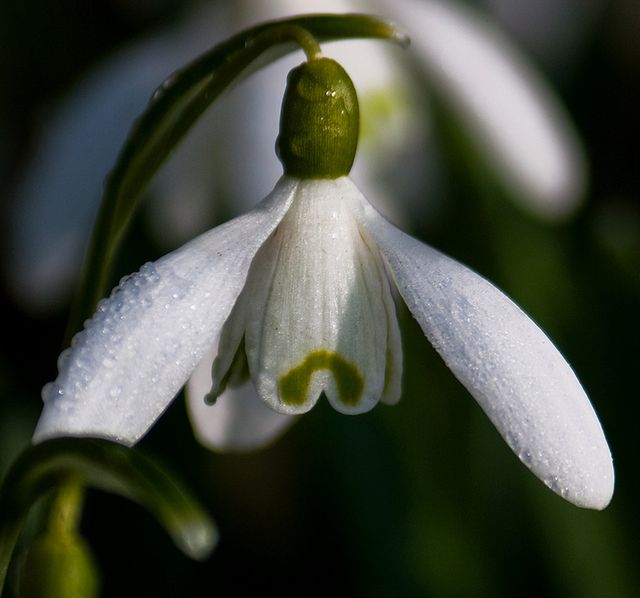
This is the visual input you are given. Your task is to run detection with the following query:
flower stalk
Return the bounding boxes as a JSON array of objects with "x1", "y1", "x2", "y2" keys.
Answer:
[{"x1": 46, "y1": 477, "x2": 85, "y2": 539}]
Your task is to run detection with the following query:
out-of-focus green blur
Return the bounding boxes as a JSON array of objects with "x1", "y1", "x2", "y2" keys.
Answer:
[{"x1": 1, "y1": 1, "x2": 638, "y2": 596}]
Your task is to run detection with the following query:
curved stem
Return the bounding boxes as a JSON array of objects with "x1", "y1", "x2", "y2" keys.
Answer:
[{"x1": 254, "y1": 24, "x2": 323, "y2": 60}]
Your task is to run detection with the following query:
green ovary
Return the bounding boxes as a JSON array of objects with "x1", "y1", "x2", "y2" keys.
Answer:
[{"x1": 278, "y1": 350, "x2": 364, "y2": 407}]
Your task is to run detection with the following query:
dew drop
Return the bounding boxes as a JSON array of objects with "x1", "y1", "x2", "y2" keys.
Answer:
[
  {"x1": 41, "y1": 382, "x2": 54, "y2": 402},
  {"x1": 57, "y1": 348, "x2": 72, "y2": 370}
]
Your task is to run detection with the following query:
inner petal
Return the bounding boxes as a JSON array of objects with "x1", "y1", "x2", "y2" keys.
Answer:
[{"x1": 244, "y1": 179, "x2": 393, "y2": 415}]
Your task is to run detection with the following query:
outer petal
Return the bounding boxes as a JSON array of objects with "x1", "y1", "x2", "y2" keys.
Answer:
[
  {"x1": 186, "y1": 349, "x2": 296, "y2": 451},
  {"x1": 392, "y1": 0, "x2": 586, "y2": 218},
  {"x1": 33, "y1": 177, "x2": 299, "y2": 446},
  {"x1": 345, "y1": 179, "x2": 614, "y2": 509}
]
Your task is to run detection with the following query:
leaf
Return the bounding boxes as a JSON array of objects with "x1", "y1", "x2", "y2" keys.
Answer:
[{"x1": 0, "y1": 439, "x2": 216, "y2": 591}]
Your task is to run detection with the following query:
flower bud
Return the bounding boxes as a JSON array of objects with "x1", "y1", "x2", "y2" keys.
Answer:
[{"x1": 277, "y1": 57, "x2": 359, "y2": 178}]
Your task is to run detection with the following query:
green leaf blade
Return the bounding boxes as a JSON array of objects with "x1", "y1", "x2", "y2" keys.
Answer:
[{"x1": 0, "y1": 439, "x2": 217, "y2": 591}]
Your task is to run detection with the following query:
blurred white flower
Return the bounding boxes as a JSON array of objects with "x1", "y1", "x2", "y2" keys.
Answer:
[{"x1": 7, "y1": 0, "x2": 586, "y2": 311}]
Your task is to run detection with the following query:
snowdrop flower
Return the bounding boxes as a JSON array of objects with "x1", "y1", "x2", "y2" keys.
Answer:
[
  {"x1": 35, "y1": 52, "x2": 613, "y2": 511},
  {"x1": 8, "y1": 0, "x2": 585, "y2": 312}
]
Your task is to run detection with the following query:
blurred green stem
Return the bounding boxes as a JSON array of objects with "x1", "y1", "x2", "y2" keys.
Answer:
[{"x1": 47, "y1": 478, "x2": 84, "y2": 538}]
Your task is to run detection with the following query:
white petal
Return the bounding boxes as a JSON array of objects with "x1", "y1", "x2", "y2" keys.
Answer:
[
  {"x1": 186, "y1": 349, "x2": 296, "y2": 451},
  {"x1": 33, "y1": 177, "x2": 299, "y2": 446},
  {"x1": 393, "y1": 0, "x2": 586, "y2": 218},
  {"x1": 345, "y1": 180, "x2": 614, "y2": 509},
  {"x1": 242, "y1": 179, "x2": 399, "y2": 415}
]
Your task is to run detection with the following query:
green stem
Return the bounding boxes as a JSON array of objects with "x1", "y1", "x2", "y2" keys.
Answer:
[
  {"x1": 252, "y1": 24, "x2": 324, "y2": 60},
  {"x1": 47, "y1": 478, "x2": 85, "y2": 538}
]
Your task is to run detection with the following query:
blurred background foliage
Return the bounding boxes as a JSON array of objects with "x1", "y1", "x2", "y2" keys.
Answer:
[{"x1": 0, "y1": 0, "x2": 638, "y2": 596}]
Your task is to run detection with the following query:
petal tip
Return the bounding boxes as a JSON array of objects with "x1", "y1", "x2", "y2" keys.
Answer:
[
  {"x1": 543, "y1": 451, "x2": 615, "y2": 510},
  {"x1": 576, "y1": 466, "x2": 615, "y2": 511}
]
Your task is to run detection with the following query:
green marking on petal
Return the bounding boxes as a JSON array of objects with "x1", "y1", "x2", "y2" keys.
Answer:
[{"x1": 278, "y1": 350, "x2": 364, "y2": 407}]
